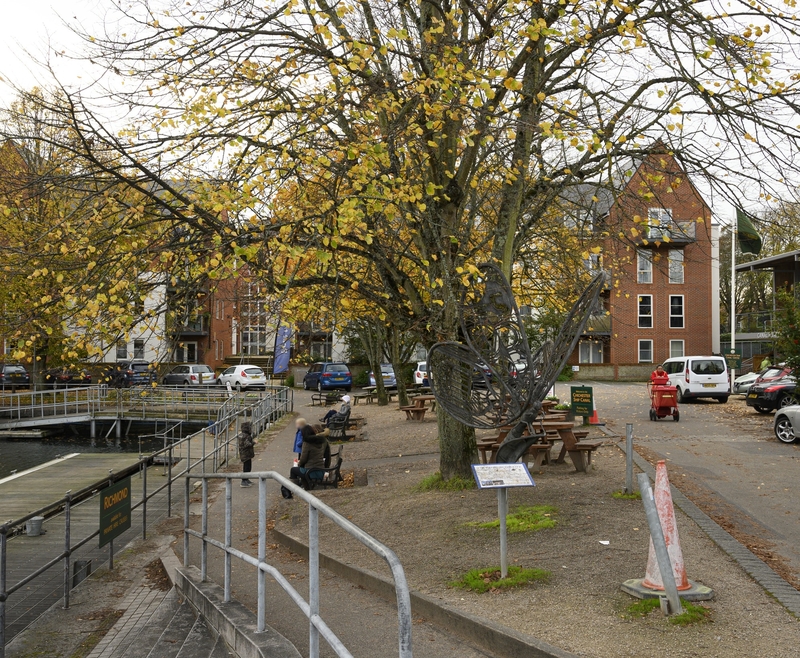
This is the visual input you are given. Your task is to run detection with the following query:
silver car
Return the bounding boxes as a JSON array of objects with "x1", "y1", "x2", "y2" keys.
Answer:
[
  {"x1": 162, "y1": 364, "x2": 216, "y2": 386},
  {"x1": 774, "y1": 405, "x2": 800, "y2": 444},
  {"x1": 733, "y1": 371, "x2": 760, "y2": 395}
]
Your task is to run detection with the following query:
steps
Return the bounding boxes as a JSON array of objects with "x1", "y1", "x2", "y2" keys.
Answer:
[{"x1": 91, "y1": 586, "x2": 233, "y2": 658}]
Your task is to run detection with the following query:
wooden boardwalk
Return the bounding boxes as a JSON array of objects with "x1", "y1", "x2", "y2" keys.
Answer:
[{"x1": 0, "y1": 453, "x2": 141, "y2": 522}]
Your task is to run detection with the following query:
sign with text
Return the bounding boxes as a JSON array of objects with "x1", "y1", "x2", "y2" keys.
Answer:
[
  {"x1": 571, "y1": 385, "x2": 594, "y2": 417},
  {"x1": 99, "y1": 477, "x2": 131, "y2": 548},
  {"x1": 724, "y1": 349, "x2": 742, "y2": 370},
  {"x1": 471, "y1": 463, "x2": 535, "y2": 490}
]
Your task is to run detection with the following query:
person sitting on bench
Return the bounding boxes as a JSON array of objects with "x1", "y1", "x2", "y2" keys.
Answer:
[
  {"x1": 322, "y1": 395, "x2": 351, "y2": 426},
  {"x1": 282, "y1": 420, "x2": 330, "y2": 499}
]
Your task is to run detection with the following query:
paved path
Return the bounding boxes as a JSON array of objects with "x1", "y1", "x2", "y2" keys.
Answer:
[
  {"x1": 571, "y1": 380, "x2": 800, "y2": 582},
  {"x1": 186, "y1": 389, "x2": 492, "y2": 658}
]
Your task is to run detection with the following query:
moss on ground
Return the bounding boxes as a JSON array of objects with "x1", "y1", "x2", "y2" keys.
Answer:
[
  {"x1": 624, "y1": 598, "x2": 711, "y2": 625},
  {"x1": 468, "y1": 505, "x2": 557, "y2": 533},
  {"x1": 450, "y1": 566, "x2": 550, "y2": 593},
  {"x1": 416, "y1": 472, "x2": 476, "y2": 491},
  {"x1": 612, "y1": 490, "x2": 642, "y2": 500}
]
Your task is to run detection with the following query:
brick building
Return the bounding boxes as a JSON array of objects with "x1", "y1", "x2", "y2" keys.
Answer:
[{"x1": 566, "y1": 149, "x2": 720, "y2": 378}]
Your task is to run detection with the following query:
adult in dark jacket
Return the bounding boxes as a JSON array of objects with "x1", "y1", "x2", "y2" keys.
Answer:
[
  {"x1": 282, "y1": 419, "x2": 330, "y2": 498},
  {"x1": 238, "y1": 421, "x2": 255, "y2": 487}
]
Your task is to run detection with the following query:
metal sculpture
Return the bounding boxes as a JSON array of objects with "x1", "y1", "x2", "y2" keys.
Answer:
[{"x1": 428, "y1": 263, "x2": 606, "y2": 464}]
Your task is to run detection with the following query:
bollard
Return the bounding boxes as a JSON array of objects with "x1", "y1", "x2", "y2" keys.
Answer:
[
  {"x1": 72, "y1": 560, "x2": 92, "y2": 588},
  {"x1": 625, "y1": 423, "x2": 634, "y2": 494}
]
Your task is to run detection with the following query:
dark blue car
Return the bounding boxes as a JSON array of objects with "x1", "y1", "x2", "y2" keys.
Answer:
[{"x1": 303, "y1": 362, "x2": 352, "y2": 391}]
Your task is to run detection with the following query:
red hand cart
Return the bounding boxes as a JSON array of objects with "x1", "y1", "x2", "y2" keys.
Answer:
[{"x1": 648, "y1": 382, "x2": 679, "y2": 422}]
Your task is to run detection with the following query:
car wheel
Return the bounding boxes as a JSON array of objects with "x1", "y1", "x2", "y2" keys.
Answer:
[
  {"x1": 779, "y1": 394, "x2": 795, "y2": 409},
  {"x1": 775, "y1": 416, "x2": 797, "y2": 444},
  {"x1": 718, "y1": 396, "x2": 729, "y2": 404},
  {"x1": 183, "y1": 380, "x2": 190, "y2": 387},
  {"x1": 162, "y1": 378, "x2": 169, "y2": 385},
  {"x1": 753, "y1": 404, "x2": 771, "y2": 414},
  {"x1": 235, "y1": 382, "x2": 242, "y2": 392},
  {"x1": 303, "y1": 379, "x2": 309, "y2": 390},
  {"x1": 676, "y1": 387, "x2": 686, "y2": 403},
  {"x1": 317, "y1": 382, "x2": 323, "y2": 392},
  {"x1": 674, "y1": 410, "x2": 680, "y2": 422}
]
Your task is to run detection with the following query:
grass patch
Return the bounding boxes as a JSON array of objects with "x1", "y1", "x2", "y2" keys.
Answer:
[
  {"x1": 670, "y1": 601, "x2": 712, "y2": 626},
  {"x1": 451, "y1": 566, "x2": 550, "y2": 593},
  {"x1": 624, "y1": 598, "x2": 711, "y2": 625},
  {"x1": 416, "y1": 472, "x2": 476, "y2": 491},
  {"x1": 612, "y1": 490, "x2": 642, "y2": 500},
  {"x1": 468, "y1": 505, "x2": 557, "y2": 534}
]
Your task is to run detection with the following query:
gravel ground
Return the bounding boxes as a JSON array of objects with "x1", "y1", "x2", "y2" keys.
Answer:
[{"x1": 275, "y1": 394, "x2": 800, "y2": 658}]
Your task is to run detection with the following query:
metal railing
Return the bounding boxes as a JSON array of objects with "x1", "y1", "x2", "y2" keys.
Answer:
[
  {"x1": 0, "y1": 387, "x2": 293, "y2": 656},
  {"x1": 184, "y1": 471, "x2": 413, "y2": 658}
]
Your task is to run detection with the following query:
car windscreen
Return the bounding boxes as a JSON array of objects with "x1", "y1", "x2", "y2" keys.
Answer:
[
  {"x1": 380, "y1": 367, "x2": 394, "y2": 374},
  {"x1": 5, "y1": 366, "x2": 25, "y2": 373},
  {"x1": 195, "y1": 366, "x2": 214, "y2": 373},
  {"x1": 130, "y1": 364, "x2": 150, "y2": 372},
  {"x1": 244, "y1": 368, "x2": 264, "y2": 375},
  {"x1": 760, "y1": 367, "x2": 784, "y2": 379},
  {"x1": 326, "y1": 364, "x2": 349, "y2": 372},
  {"x1": 690, "y1": 360, "x2": 725, "y2": 375}
]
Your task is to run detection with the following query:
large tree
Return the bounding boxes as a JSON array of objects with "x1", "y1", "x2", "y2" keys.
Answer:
[{"x1": 8, "y1": 0, "x2": 800, "y2": 476}]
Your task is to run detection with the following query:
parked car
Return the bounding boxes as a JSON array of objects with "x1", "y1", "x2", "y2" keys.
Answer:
[
  {"x1": 302, "y1": 362, "x2": 352, "y2": 391},
  {"x1": 162, "y1": 364, "x2": 216, "y2": 386},
  {"x1": 774, "y1": 405, "x2": 800, "y2": 443},
  {"x1": 661, "y1": 356, "x2": 730, "y2": 403},
  {"x1": 746, "y1": 377, "x2": 797, "y2": 413},
  {"x1": 43, "y1": 367, "x2": 92, "y2": 389},
  {"x1": 413, "y1": 361, "x2": 428, "y2": 386},
  {"x1": 753, "y1": 365, "x2": 792, "y2": 387},
  {"x1": 733, "y1": 371, "x2": 760, "y2": 395},
  {"x1": 369, "y1": 364, "x2": 397, "y2": 388},
  {"x1": 117, "y1": 360, "x2": 156, "y2": 387},
  {"x1": 0, "y1": 364, "x2": 30, "y2": 391},
  {"x1": 472, "y1": 362, "x2": 493, "y2": 389},
  {"x1": 217, "y1": 364, "x2": 267, "y2": 390}
]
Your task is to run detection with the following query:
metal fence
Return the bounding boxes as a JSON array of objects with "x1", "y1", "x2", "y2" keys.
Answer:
[
  {"x1": 184, "y1": 471, "x2": 413, "y2": 658},
  {"x1": 0, "y1": 387, "x2": 293, "y2": 656}
]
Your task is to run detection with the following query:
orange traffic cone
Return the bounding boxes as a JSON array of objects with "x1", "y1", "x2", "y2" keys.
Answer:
[
  {"x1": 588, "y1": 396, "x2": 604, "y2": 425},
  {"x1": 621, "y1": 460, "x2": 714, "y2": 601},
  {"x1": 642, "y1": 460, "x2": 690, "y2": 590}
]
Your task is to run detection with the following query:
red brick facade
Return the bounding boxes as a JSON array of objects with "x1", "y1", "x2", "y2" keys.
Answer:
[{"x1": 573, "y1": 151, "x2": 714, "y2": 369}]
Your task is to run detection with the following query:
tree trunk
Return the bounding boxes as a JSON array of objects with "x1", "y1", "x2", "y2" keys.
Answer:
[
  {"x1": 389, "y1": 326, "x2": 409, "y2": 407},
  {"x1": 437, "y1": 407, "x2": 477, "y2": 479}
]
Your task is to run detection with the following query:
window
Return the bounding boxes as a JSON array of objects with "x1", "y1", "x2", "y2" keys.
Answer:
[
  {"x1": 584, "y1": 253, "x2": 602, "y2": 272},
  {"x1": 669, "y1": 295, "x2": 684, "y2": 328},
  {"x1": 647, "y1": 208, "x2": 673, "y2": 239},
  {"x1": 116, "y1": 341, "x2": 128, "y2": 360},
  {"x1": 174, "y1": 342, "x2": 198, "y2": 363},
  {"x1": 690, "y1": 359, "x2": 725, "y2": 375},
  {"x1": 638, "y1": 295, "x2": 653, "y2": 328},
  {"x1": 670, "y1": 340, "x2": 685, "y2": 358},
  {"x1": 668, "y1": 249, "x2": 684, "y2": 284},
  {"x1": 215, "y1": 300, "x2": 225, "y2": 320},
  {"x1": 133, "y1": 339, "x2": 145, "y2": 360},
  {"x1": 638, "y1": 339, "x2": 653, "y2": 363},
  {"x1": 664, "y1": 360, "x2": 685, "y2": 374},
  {"x1": 579, "y1": 340, "x2": 604, "y2": 364},
  {"x1": 637, "y1": 250, "x2": 652, "y2": 284}
]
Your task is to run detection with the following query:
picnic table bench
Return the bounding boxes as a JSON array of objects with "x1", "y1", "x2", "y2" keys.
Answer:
[
  {"x1": 540, "y1": 421, "x2": 601, "y2": 472},
  {"x1": 311, "y1": 391, "x2": 344, "y2": 406},
  {"x1": 351, "y1": 391, "x2": 370, "y2": 405}
]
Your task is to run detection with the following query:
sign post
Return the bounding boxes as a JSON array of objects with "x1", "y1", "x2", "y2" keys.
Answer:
[
  {"x1": 471, "y1": 464, "x2": 535, "y2": 578},
  {"x1": 99, "y1": 477, "x2": 131, "y2": 550},
  {"x1": 571, "y1": 385, "x2": 594, "y2": 422}
]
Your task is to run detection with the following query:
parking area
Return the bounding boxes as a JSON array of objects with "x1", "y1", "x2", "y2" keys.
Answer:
[{"x1": 560, "y1": 380, "x2": 800, "y2": 585}]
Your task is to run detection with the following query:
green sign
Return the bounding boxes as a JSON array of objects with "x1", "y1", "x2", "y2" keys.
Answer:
[
  {"x1": 724, "y1": 349, "x2": 742, "y2": 370},
  {"x1": 571, "y1": 386, "x2": 594, "y2": 417},
  {"x1": 99, "y1": 477, "x2": 131, "y2": 548}
]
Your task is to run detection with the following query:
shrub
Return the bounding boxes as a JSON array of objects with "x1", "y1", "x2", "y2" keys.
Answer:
[
  {"x1": 285, "y1": 374, "x2": 295, "y2": 388},
  {"x1": 468, "y1": 505, "x2": 557, "y2": 533},
  {"x1": 416, "y1": 472, "x2": 476, "y2": 491},
  {"x1": 450, "y1": 566, "x2": 550, "y2": 593}
]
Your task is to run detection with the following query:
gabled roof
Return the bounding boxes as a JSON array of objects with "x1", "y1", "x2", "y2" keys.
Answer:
[{"x1": 558, "y1": 156, "x2": 642, "y2": 222}]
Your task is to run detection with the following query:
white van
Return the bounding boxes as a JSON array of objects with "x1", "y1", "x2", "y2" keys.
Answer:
[{"x1": 661, "y1": 356, "x2": 730, "y2": 403}]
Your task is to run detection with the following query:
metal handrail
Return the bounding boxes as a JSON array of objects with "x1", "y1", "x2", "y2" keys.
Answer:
[
  {"x1": 184, "y1": 470, "x2": 413, "y2": 658},
  {"x1": 0, "y1": 387, "x2": 294, "y2": 656}
]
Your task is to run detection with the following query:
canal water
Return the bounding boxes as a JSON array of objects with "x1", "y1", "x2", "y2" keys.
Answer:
[{"x1": 0, "y1": 433, "x2": 167, "y2": 479}]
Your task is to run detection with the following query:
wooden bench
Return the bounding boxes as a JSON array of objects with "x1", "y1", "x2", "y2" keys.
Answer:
[
  {"x1": 399, "y1": 405, "x2": 428, "y2": 421},
  {"x1": 523, "y1": 443, "x2": 553, "y2": 468},
  {"x1": 311, "y1": 392, "x2": 343, "y2": 407},
  {"x1": 351, "y1": 392, "x2": 369, "y2": 406}
]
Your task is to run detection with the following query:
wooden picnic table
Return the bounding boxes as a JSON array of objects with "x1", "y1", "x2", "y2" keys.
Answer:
[
  {"x1": 410, "y1": 394, "x2": 436, "y2": 411},
  {"x1": 539, "y1": 421, "x2": 601, "y2": 473}
]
